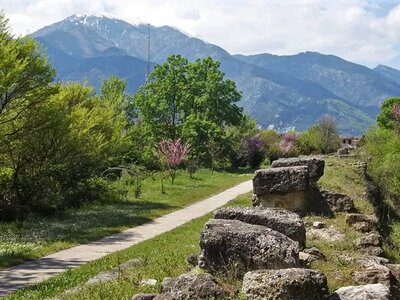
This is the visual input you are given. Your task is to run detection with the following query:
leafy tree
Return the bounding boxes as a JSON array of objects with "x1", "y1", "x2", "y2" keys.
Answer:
[
  {"x1": 0, "y1": 13, "x2": 57, "y2": 132},
  {"x1": 258, "y1": 129, "x2": 281, "y2": 162},
  {"x1": 135, "y1": 55, "x2": 189, "y2": 140},
  {"x1": 298, "y1": 116, "x2": 341, "y2": 154},
  {"x1": 135, "y1": 55, "x2": 243, "y2": 165},
  {"x1": 101, "y1": 75, "x2": 135, "y2": 123},
  {"x1": 377, "y1": 97, "x2": 400, "y2": 130}
]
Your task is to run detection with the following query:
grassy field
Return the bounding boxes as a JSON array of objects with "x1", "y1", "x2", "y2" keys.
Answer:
[
  {"x1": 6, "y1": 190, "x2": 257, "y2": 300},
  {"x1": 0, "y1": 169, "x2": 251, "y2": 269},
  {"x1": 6, "y1": 156, "x2": 400, "y2": 299}
]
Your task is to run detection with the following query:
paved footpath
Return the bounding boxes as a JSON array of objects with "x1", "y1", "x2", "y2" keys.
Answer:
[{"x1": 0, "y1": 180, "x2": 252, "y2": 297}]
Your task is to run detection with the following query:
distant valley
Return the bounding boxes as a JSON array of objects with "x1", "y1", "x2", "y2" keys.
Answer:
[{"x1": 32, "y1": 14, "x2": 400, "y2": 135}]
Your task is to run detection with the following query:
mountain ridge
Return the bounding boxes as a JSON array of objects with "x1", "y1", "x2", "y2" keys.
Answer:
[{"x1": 32, "y1": 14, "x2": 400, "y2": 134}]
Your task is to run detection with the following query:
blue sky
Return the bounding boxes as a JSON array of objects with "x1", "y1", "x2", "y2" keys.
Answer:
[{"x1": 2, "y1": 0, "x2": 400, "y2": 68}]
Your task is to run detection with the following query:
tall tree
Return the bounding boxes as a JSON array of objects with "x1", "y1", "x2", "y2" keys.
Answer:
[
  {"x1": 135, "y1": 55, "x2": 243, "y2": 164},
  {"x1": 0, "y1": 13, "x2": 57, "y2": 130}
]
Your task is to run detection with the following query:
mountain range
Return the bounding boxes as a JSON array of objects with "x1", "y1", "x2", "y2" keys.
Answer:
[{"x1": 32, "y1": 14, "x2": 400, "y2": 135}]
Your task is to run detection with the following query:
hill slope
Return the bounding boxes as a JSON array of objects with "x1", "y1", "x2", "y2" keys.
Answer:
[{"x1": 32, "y1": 14, "x2": 400, "y2": 134}]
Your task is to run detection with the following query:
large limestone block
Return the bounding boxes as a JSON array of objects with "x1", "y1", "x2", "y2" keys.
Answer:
[
  {"x1": 271, "y1": 157, "x2": 325, "y2": 182},
  {"x1": 242, "y1": 268, "x2": 329, "y2": 300},
  {"x1": 213, "y1": 207, "x2": 306, "y2": 249},
  {"x1": 252, "y1": 166, "x2": 309, "y2": 212},
  {"x1": 328, "y1": 283, "x2": 392, "y2": 300},
  {"x1": 198, "y1": 219, "x2": 300, "y2": 276}
]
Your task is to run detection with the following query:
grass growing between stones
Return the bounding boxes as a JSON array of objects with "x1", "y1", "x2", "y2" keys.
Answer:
[
  {"x1": 305, "y1": 156, "x2": 376, "y2": 291},
  {"x1": 0, "y1": 169, "x2": 251, "y2": 269}
]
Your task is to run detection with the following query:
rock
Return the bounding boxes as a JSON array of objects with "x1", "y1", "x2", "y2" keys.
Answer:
[
  {"x1": 161, "y1": 271, "x2": 226, "y2": 299},
  {"x1": 187, "y1": 254, "x2": 198, "y2": 266},
  {"x1": 299, "y1": 252, "x2": 324, "y2": 267},
  {"x1": 252, "y1": 166, "x2": 309, "y2": 212},
  {"x1": 337, "y1": 148, "x2": 350, "y2": 156},
  {"x1": 242, "y1": 268, "x2": 329, "y2": 300},
  {"x1": 354, "y1": 222, "x2": 377, "y2": 233},
  {"x1": 357, "y1": 232, "x2": 383, "y2": 248},
  {"x1": 336, "y1": 254, "x2": 389, "y2": 271},
  {"x1": 313, "y1": 221, "x2": 326, "y2": 229},
  {"x1": 352, "y1": 269, "x2": 393, "y2": 286},
  {"x1": 387, "y1": 264, "x2": 400, "y2": 284},
  {"x1": 321, "y1": 191, "x2": 355, "y2": 213},
  {"x1": 198, "y1": 219, "x2": 300, "y2": 276},
  {"x1": 132, "y1": 294, "x2": 158, "y2": 300},
  {"x1": 300, "y1": 247, "x2": 326, "y2": 267},
  {"x1": 86, "y1": 258, "x2": 142, "y2": 285},
  {"x1": 253, "y1": 166, "x2": 309, "y2": 194},
  {"x1": 346, "y1": 214, "x2": 378, "y2": 232},
  {"x1": 139, "y1": 279, "x2": 158, "y2": 286},
  {"x1": 271, "y1": 157, "x2": 325, "y2": 182},
  {"x1": 357, "y1": 232, "x2": 384, "y2": 256},
  {"x1": 307, "y1": 225, "x2": 344, "y2": 242},
  {"x1": 213, "y1": 206, "x2": 306, "y2": 249},
  {"x1": 328, "y1": 283, "x2": 392, "y2": 300},
  {"x1": 304, "y1": 247, "x2": 326, "y2": 260}
]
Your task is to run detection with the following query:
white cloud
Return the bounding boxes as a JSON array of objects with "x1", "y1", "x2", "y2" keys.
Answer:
[{"x1": 3, "y1": 0, "x2": 400, "y2": 67}]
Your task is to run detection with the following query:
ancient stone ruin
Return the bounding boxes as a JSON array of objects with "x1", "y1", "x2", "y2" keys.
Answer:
[{"x1": 132, "y1": 156, "x2": 400, "y2": 300}]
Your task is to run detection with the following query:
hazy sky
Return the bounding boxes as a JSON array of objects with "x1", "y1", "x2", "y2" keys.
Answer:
[{"x1": 3, "y1": 0, "x2": 400, "y2": 68}]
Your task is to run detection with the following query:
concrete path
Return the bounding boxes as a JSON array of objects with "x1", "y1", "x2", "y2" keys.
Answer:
[{"x1": 0, "y1": 180, "x2": 252, "y2": 297}]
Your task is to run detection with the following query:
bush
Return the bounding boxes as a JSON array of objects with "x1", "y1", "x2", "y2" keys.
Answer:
[
  {"x1": 298, "y1": 116, "x2": 341, "y2": 154},
  {"x1": 364, "y1": 127, "x2": 400, "y2": 204}
]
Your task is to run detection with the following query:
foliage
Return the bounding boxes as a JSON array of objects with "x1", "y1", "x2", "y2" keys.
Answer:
[
  {"x1": 364, "y1": 127, "x2": 400, "y2": 206},
  {"x1": 258, "y1": 129, "x2": 281, "y2": 162},
  {"x1": 298, "y1": 116, "x2": 341, "y2": 154},
  {"x1": 135, "y1": 55, "x2": 243, "y2": 165},
  {"x1": 158, "y1": 139, "x2": 189, "y2": 184},
  {"x1": 226, "y1": 116, "x2": 258, "y2": 168},
  {"x1": 377, "y1": 97, "x2": 400, "y2": 130}
]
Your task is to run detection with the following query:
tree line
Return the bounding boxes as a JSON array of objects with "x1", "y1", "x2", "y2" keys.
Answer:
[{"x1": 0, "y1": 13, "x2": 341, "y2": 221}]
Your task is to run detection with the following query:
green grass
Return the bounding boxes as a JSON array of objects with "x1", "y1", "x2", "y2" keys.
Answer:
[
  {"x1": 305, "y1": 156, "x2": 376, "y2": 291},
  {"x1": 0, "y1": 169, "x2": 251, "y2": 269},
  {"x1": 6, "y1": 189, "x2": 255, "y2": 300},
  {"x1": 5, "y1": 156, "x2": 396, "y2": 299},
  {"x1": 319, "y1": 156, "x2": 374, "y2": 215}
]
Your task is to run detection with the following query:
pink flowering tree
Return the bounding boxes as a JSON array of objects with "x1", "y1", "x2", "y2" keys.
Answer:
[
  {"x1": 158, "y1": 139, "x2": 189, "y2": 185},
  {"x1": 279, "y1": 131, "x2": 298, "y2": 156}
]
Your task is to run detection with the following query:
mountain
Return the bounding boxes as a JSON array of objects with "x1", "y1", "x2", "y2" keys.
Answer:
[
  {"x1": 234, "y1": 52, "x2": 400, "y2": 109},
  {"x1": 374, "y1": 65, "x2": 400, "y2": 85},
  {"x1": 32, "y1": 14, "x2": 400, "y2": 134}
]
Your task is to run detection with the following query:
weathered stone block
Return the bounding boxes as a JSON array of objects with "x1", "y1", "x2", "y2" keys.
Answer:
[
  {"x1": 328, "y1": 284, "x2": 392, "y2": 300},
  {"x1": 321, "y1": 190, "x2": 355, "y2": 213},
  {"x1": 252, "y1": 166, "x2": 310, "y2": 212},
  {"x1": 352, "y1": 269, "x2": 393, "y2": 286},
  {"x1": 213, "y1": 207, "x2": 306, "y2": 249},
  {"x1": 161, "y1": 271, "x2": 226, "y2": 300},
  {"x1": 198, "y1": 219, "x2": 300, "y2": 276},
  {"x1": 271, "y1": 157, "x2": 325, "y2": 182},
  {"x1": 242, "y1": 268, "x2": 329, "y2": 300}
]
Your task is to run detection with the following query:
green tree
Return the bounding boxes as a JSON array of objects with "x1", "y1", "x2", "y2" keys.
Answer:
[
  {"x1": 135, "y1": 55, "x2": 243, "y2": 165},
  {"x1": 100, "y1": 75, "x2": 135, "y2": 123},
  {"x1": 377, "y1": 97, "x2": 400, "y2": 130},
  {"x1": 298, "y1": 116, "x2": 341, "y2": 154},
  {"x1": 0, "y1": 13, "x2": 57, "y2": 132}
]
